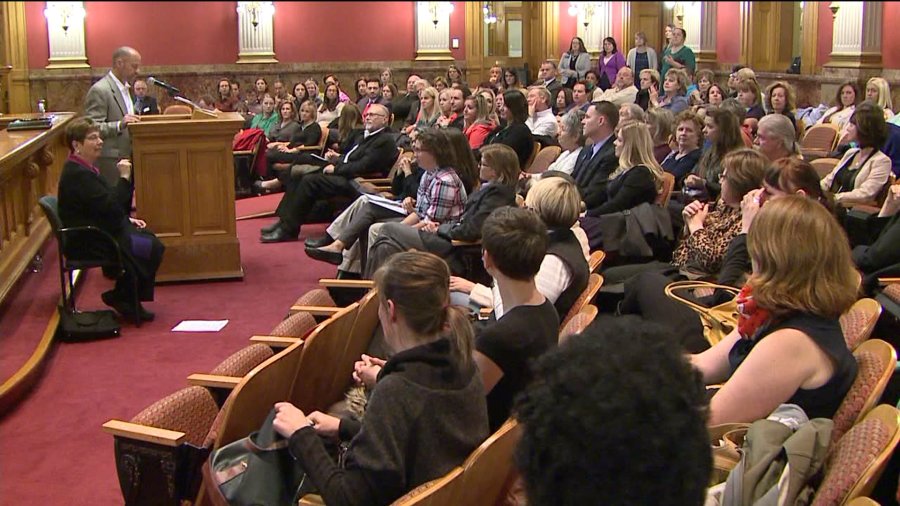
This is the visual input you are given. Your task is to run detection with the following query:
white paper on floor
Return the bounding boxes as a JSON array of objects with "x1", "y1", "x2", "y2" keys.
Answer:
[{"x1": 172, "y1": 320, "x2": 229, "y2": 332}]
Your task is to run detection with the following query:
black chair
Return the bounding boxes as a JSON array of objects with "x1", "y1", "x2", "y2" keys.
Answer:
[{"x1": 38, "y1": 195, "x2": 141, "y2": 327}]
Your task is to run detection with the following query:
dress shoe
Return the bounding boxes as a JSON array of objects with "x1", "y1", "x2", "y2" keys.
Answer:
[
  {"x1": 251, "y1": 180, "x2": 273, "y2": 195},
  {"x1": 102, "y1": 290, "x2": 154, "y2": 322},
  {"x1": 260, "y1": 220, "x2": 282, "y2": 235},
  {"x1": 261, "y1": 226, "x2": 298, "y2": 243},
  {"x1": 304, "y1": 233, "x2": 335, "y2": 249},
  {"x1": 305, "y1": 246, "x2": 343, "y2": 265}
]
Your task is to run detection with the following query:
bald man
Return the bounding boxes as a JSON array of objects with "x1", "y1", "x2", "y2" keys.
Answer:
[
  {"x1": 260, "y1": 104, "x2": 400, "y2": 243},
  {"x1": 83, "y1": 46, "x2": 143, "y2": 185},
  {"x1": 592, "y1": 67, "x2": 638, "y2": 107}
]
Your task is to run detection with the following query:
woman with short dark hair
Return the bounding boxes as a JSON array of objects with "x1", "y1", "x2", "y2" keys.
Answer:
[
  {"x1": 485, "y1": 90, "x2": 534, "y2": 169},
  {"x1": 597, "y1": 37, "x2": 626, "y2": 91},
  {"x1": 58, "y1": 117, "x2": 164, "y2": 322},
  {"x1": 821, "y1": 101, "x2": 892, "y2": 205}
]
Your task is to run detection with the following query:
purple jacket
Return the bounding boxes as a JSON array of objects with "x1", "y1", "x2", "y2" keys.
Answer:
[{"x1": 598, "y1": 52, "x2": 626, "y2": 87}]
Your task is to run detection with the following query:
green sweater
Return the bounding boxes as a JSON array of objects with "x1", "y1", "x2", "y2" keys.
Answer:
[{"x1": 250, "y1": 112, "x2": 278, "y2": 137}]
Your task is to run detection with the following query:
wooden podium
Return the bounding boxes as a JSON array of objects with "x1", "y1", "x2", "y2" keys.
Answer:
[{"x1": 129, "y1": 111, "x2": 244, "y2": 282}]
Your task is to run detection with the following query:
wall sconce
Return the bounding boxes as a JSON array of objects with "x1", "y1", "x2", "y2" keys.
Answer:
[
  {"x1": 426, "y1": 2, "x2": 454, "y2": 28},
  {"x1": 568, "y1": 2, "x2": 599, "y2": 29},
  {"x1": 483, "y1": 2, "x2": 498, "y2": 25},
  {"x1": 236, "y1": 1, "x2": 275, "y2": 29},
  {"x1": 829, "y1": 2, "x2": 840, "y2": 19},
  {"x1": 664, "y1": 1, "x2": 677, "y2": 9},
  {"x1": 44, "y1": 2, "x2": 86, "y2": 34}
]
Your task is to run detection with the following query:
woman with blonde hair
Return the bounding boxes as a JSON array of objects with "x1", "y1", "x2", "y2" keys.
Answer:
[
  {"x1": 654, "y1": 69, "x2": 690, "y2": 114},
  {"x1": 402, "y1": 86, "x2": 441, "y2": 139},
  {"x1": 865, "y1": 77, "x2": 894, "y2": 119},
  {"x1": 273, "y1": 251, "x2": 488, "y2": 505},
  {"x1": 736, "y1": 79, "x2": 765, "y2": 121},
  {"x1": 463, "y1": 94, "x2": 495, "y2": 149},
  {"x1": 691, "y1": 195, "x2": 859, "y2": 424},
  {"x1": 584, "y1": 121, "x2": 663, "y2": 219}
]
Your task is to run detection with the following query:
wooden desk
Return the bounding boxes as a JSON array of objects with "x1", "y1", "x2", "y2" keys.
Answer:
[
  {"x1": 0, "y1": 112, "x2": 74, "y2": 305},
  {"x1": 129, "y1": 112, "x2": 244, "y2": 282}
]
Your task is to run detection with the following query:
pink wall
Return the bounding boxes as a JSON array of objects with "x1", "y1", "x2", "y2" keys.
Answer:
[
  {"x1": 716, "y1": 2, "x2": 741, "y2": 65},
  {"x1": 883, "y1": 2, "x2": 900, "y2": 69},
  {"x1": 26, "y1": 1, "x2": 465, "y2": 69},
  {"x1": 816, "y1": 2, "x2": 834, "y2": 67}
]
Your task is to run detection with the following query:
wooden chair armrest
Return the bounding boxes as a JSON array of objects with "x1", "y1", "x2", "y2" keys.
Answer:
[
  {"x1": 358, "y1": 177, "x2": 391, "y2": 185},
  {"x1": 186, "y1": 373, "x2": 242, "y2": 389},
  {"x1": 841, "y1": 199, "x2": 879, "y2": 209},
  {"x1": 295, "y1": 145, "x2": 324, "y2": 152},
  {"x1": 249, "y1": 335, "x2": 303, "y2": 348},
  {"x1": 298, "y1": 494, "x2": 325, "y2": 505},
  {"x1": 102, "y1": 419, "x2": 186, "y2": 446},
  {"x1": 451, "y1": 239, "x2": 481, "y2": 247},
  {"x1": 289, "y1": 305, "x2": 343, "y2": 316},
  {"x1": 479, "y1": 307, "x2": 493, "y2": 319},
  {"x1": 849, "y1": 204, "x2": 882, "y2": 214},
  {"x1": 879, "y1": 277, "x2": 900, "y2": 285},
  {"x1": 233, "y1": 150, "x2": 254, "y2": 156},
  {"x1": 318, "y1": 279, "x2": 375, "y2": 289}
]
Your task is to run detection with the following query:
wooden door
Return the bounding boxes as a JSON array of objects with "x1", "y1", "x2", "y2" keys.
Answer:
[
  {"x1": 466, "y1": 2, "x2": 549, "y2": 86},
  {"x1": 624, "y1": 1, "x2": 664, "y2": 57}
]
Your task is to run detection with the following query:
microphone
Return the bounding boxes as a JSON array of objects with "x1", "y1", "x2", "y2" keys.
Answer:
[{"x1": 147, "y1": 77, "x2": 181, "y2": 97}]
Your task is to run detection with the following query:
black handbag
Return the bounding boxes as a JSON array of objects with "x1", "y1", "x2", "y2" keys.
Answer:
[{"x1": 209, "y1": 408, "x2": 314, "y2": 506}]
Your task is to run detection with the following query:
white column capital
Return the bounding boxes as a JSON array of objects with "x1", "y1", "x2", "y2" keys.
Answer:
[
  {"x1": 45, "y1": 2, "x2": 89, "y2": 69},
  {"x1": 827, "y1": 1, "x2": 882, "y2": 69},
  {"x1": 237, "y1": 1, "x2": 277, "y2": 64},
  {"x1": 416, "y1": 2, "x2": 454, "y2": 61}
]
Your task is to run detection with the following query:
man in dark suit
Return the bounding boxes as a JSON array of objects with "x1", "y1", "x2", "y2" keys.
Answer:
[
  {"x1": 536, "y1": 60, "x2": 563, "y2": 99},
  {"x1": 132, "y1": 79, "x2": 159, "y2": 115},
  {"x1": 356, "y1": 78, "x2": 385, "y2": 116},
  {"x1": 260, "y1": 104, "x2": 400, "y2": 243},
  {"x1": 571, "y1": 101, "x2": 619, "y2": 212},
  {"x1": 83, "y1": 46, "x2": 142, "y2": 186}
]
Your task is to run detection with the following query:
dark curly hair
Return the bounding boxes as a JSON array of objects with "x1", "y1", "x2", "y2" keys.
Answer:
[{"x1": 514, "y1": 316, "x2": 711, "y2": 506}]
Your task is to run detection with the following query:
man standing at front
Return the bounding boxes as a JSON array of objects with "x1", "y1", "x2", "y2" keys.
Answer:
[{"x1": 83, "y1": 46, "x2": 142, "y2": 186}]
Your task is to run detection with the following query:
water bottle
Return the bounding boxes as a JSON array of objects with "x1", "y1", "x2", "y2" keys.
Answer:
[{"x1": 37, "y1": 99, "x2": 46, "y2": 116}]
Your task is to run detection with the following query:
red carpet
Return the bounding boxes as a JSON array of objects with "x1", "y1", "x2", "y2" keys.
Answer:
[
  {"x1": 0, "y1": 212, "x2": 336, "y2": 504},
  {"x1": 235, "y1": 193, "x2": 281, "y2": 219},
  {"x1": 0, "y1": 241, "x2": 59, "y2": 382}
]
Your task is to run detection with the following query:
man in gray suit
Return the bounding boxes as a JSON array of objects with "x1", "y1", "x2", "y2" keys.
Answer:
[{"x1": 83, "y1": 46, "x2": 142, "y2": 185}]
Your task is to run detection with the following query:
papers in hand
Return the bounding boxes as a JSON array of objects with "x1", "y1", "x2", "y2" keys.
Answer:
[
  {"x1": 172, "y1": 320, "x2": 229, "y2": 332},
  {"x1": 366, "y1": 194, "x2": 408, "y2": 215}
]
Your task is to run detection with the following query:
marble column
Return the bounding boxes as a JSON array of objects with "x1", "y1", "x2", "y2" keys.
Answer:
[
  {"x1": 45, "y1": 2, "x2": 89, "y2": 69},
  {"x1": 825, "y1": 1, "x2": 882, "y2": 70},
  {"x1": 237, "y1": 1, "x2": 277, "y2": 64},
  {"x1": 573, "y1": 2, "x2": 612, "y2": 57},
  {"x1": 683, "y1": 1, "x2": 717, "y2": 66},
  {"x1": 415, "y1": 2, "x2": 454, "y2": 61}
]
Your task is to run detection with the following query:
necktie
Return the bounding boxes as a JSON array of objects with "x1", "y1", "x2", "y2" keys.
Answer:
[{"x1": 572, "y1": 147, "x2": 593, "y2": 183}]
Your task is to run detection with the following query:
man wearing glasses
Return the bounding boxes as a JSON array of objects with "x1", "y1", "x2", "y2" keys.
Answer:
[{"x1": 261, "y1": 104, "x2": 399, "y2": 243}]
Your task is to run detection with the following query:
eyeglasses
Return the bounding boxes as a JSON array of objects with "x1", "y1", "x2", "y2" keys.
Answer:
[{"x1": 365, "y1": 112, "x2": 388, "y2": 118}]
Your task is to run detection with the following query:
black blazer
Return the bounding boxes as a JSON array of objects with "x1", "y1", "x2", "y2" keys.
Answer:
[
  {"x1": 334, "y1": 129, "x2": 399, "y2": 178},
  {"x1": 486, "y1": 122, "x2": 534, "y2": 169},
  {"x1": 586, "y1": 165, "x2": 658, "y2": 217},
  {"x1": 437, "y1": 183, "x2": 517, "y2": 243},
  {"x1": 134, "y1": 95, "x2": 159, "y2": 115},
  {"x1": 571, "y1": 138, "x2": 618, "y2": 211},
  {"x1": 288, "y1": 122, "x2": 323, "y2": 148}
]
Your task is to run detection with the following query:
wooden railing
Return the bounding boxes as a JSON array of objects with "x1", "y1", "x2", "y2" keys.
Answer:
[{"x1": 0, "y1": 112, "x2": 74, "y2": 305}]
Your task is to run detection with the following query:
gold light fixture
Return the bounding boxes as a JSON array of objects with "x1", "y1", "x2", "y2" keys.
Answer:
[
  {"x1": 568, "y1": 2, "x2": 600, "y2": 29},
  {"x1": 236, "y1": 1, "x2": 275, "y2": 29},
  {"x1": 829, "y1": 2, "x2": 840, "y2": 19},
  {"x1": 44, "y1": 2, "x2": 86, "y2": 34},
  {"x1": 425, "y1": 2, "x2": 454, "y2": 28}
]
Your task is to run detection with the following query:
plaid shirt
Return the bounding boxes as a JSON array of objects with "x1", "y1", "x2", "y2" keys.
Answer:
[{"x1": 416, "y1": 167, "x2": 467, "y2": 222}]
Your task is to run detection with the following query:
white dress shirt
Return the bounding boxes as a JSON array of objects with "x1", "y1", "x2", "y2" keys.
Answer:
[{"x1": 526, "y1": 108, "x2": 558, "y2": 137}]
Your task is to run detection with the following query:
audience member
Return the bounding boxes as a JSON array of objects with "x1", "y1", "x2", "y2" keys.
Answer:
[
  {"x1": 403, "y1": 86, "x2": 440, "y2": 140},
  {"x1": 660, "y1": 27, "x2": 696, "y2": 78},
  {"x1": 726, "y1": 66, "x2": 755, "y2": 98},
  {"x1": 661, "y1": 110, "x2": 704, "y2": 187},
  {"x1": 363, "y1": 144, "x2": 520, "y2": 278},
  {"x1": 583, "y1": 70, "x2": 600, "y2": 95},
  {"x1": 821, "y1": 101, "x2": 892, "y2": 205},
  {"x1": 592, "y1": 67, "x2": 638, "y2": 107},
  {"x1": 736, "y1": 78, "x2": 765, "y2": 128},
  {"x1": 290, "y1": 81, "x2": 310, "y2": 108},
  {"x1": 304, "y1": 79, "x2": 323, "y2": 107},
  {"x1": 818, "y1": 80, "x2": 861, "y2": 131},
  {"x1": 720, "y1": 97, "x2": 754, "y2": 146},
  {"x1": 307, "y1": 128, "x2": 467, "y2": 268},
  {"x1": 323, "y1": 74, "x2": 351, "y2": 103},
  {"x1": 572, "y1": 101, "x2": 619, "y2": 211},
  {"x1": 265, "y1": 101, "x2": 300, "y2": 156},
  {"x1": 865, "y1": 77, "x2": 895, "y2": 119},
  {"x1": 543, "y1": 109, "x2": 585, "y2": 177},
  {"x1": 626, "y1": 32, "x2": 658, "y2": 88},
  {"x1": 391, "y1": 74, "x2": 422, "y2": 131},
  {"x1": 272, "y1": 80, "x2": 288, "y2": 105},
  {"x1": 357, "y1": 78, "x2": 384, "y2": 115},
  {"x1": 514, "y1": 318, "x2": 711, "y2": 506},
  {"x1": 437, "y1": 87, "x2": 465, "y2": 130},
  {"x1": 691, "y1": 195, "x2": 859, "y2": 424},
  {"x1": 571, "y1": 80, "x2": 591, "y2": 112},
  {"x1": 433, "y1": 76, "x2": 449, "y2": 93},
  {"x1": 706, "y1": 83, "x2": 726, "y2": 109},
  {"x1": 526, "y1": 86, "x2": 559, "y2": 138},
  {"x1": 381, "y1": 83, "x2": 398, "y2": 109},
  {"x1": 647, "y1": 108, "x2": 675, "y2": 163},
  {"x1": 619, "y1": 103, "x2": 645, "y2": 123},
  {"x1": 83, "y1": 46, "x2": 142, "y2": 186},
  {"x1": 463, "y1": 94, "x2": 495, "y2": 150},
  {"x1": 685, "y1": 107, "x2": 745, "y2": 202},
  {"x1": 247, "y1": 77, "x2": 269, "y2": 115},
  {"x1": 554, "y1": 87, "x2": 575, "y2": 117},
  {"x1": 488, "y1": 63, "x2": 503, "y2": 87},
  {"x1": 654, "y1": 69, "x2": 690, "y2": 114},
  {"x1": 260, "y1": 101, "x2": 323, "y2": 191},
  {"x1": 58, "y1": 117, "x2": 163, "y2": 322},
  {"x1": 353, "y1": 77, "x2": 368, "y2": 103},
  {"x1": 502, "y1": 68, "x2": 524, "y2": 92},
  {"x1": 331, "y1": 103, "x2": 363, "y2": 153},
  {"x1": 214, "y1": 78, "x2": 238, "y2": 112},
  {"x1": 558, "y1": 37, "x2": 591, "y2": 88},
  {"x1": 317, "y1": 83, "x2": 345, "y2": 126},
  {"x1": 597, "y1": 37, "x2": 626, "y2": 92},
  {"x1": 380, "y1": 67, "x2": 394, "y2": 86},
  {"x1": 635, "y1": 68, "x2": 660, "y2": 111},
  {"x1": 755, "y1": 114, "x2": 800, "y2": 162},
  {"x1": 132, "y1": 79, "x2": 158, "y2": 115},
  {"x1": 271, "y1": 251, "x2": 488, "y2": 506},
  {"x1": 693, "y1": 69, "x2": 715, "y2": 106},
  {"x1": 472, "y1": 207, "x2": 559, "y2": 430},
  {"x1": 249, "y1": 94, "x2": 278, "y2": 136},
  {"x1": 763, "y1": 81, "x2": 797, "y2": 130},
  {"x1": 485, "y1": 90, "x2": 535, "y2": 169},
  {"x1": 260, "y1": 104, "x2": 398, "y2": 243},
  {"x1": 447, "y1": 64, "x2": 466, "y2": 88},
  {"x1": 536, "y1": 60, "x2": 563, "y2": 97}
]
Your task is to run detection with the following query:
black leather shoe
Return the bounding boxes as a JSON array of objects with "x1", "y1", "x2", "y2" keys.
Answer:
[
  {"x1": 252, "y1": 180, "x2": 273, "y2": 195},
  {"x1": 261, "y1": 226, "x2": 298, "y2": 243},
  {"x1": 260, "y1": 220, "x2": 282, "y2": 235},
  {"x1": 102, "y1": 290, "x2": 154, "y2": 322},
  {"x1": 305, "y1": 246, "x2": 343, "y2": 265},
  {"x1": 304, "y1": 233, "x2": 335, "y2": 249}
]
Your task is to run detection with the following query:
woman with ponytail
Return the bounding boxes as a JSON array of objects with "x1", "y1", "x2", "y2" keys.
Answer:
[{"x1": 272, "y1": 251, "x2": 488, "y2": 505}]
